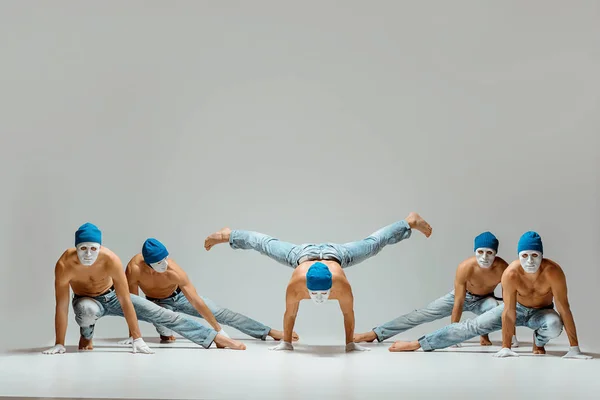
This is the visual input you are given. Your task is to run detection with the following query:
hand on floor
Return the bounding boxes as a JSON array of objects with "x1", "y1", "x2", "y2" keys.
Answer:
[
  {"x1": 118, "y1": 337, "x2": 133, "y2": 345},
  {"x1": 562, "y1": 346, "x2": 592, "y2": 360},
  {"x1": 132, "y1": 338, "x2": 154, "y2": 354},
  {"x1": 42, "y1": 344, "x2": 66, "y2": 355},
  {"x1": 346, "y1": 342, "x2": 371, "y2": 352},
  {"x1": 269, "y1": 341, "x2": 294, "y2": 351},
  {"x1": 493, "y1": 347, "x2": 519, "y2": 358}
]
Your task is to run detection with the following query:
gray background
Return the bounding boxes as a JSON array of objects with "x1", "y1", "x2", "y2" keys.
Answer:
[{"x1": 1, "y1": 1, "x2": 598, "y2": 353}]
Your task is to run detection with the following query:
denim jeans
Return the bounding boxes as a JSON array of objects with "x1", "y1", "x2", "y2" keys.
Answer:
[
  {"x1": 229, "y1": 219, "x2": 412, "y2": 268},
  {"x1": 72, "y1": 289, "x2": 217, "y2": 348},
  {"x1": 147, "y1": 291, "x2": 271, "y2": 340},
  {"x1": 373, "y1": 290, "x2": 500, "y2": 341},
  {"x1": 418, "y1": 302, "x2": 563, "y2": 351}
]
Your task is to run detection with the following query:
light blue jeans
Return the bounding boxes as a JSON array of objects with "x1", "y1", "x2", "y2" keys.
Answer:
[
  {"x1": 229, "y1": 219, "x2": 412, "y2": 268},
  {"x1": 148, "y1": 291, "x2": 272, "y2": 340},
  {"x1": 418, "y1": 302, "x2": 563, "y2": 351},
  {"x1": 72, "y1": 289, "x2": 217, "y2": 348},
  {"x1": 373, "y1": 290, "x2": 500, "y2": 341}
]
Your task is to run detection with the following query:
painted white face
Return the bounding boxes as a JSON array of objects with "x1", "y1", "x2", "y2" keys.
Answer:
[
  {"x1": 76, "y1": 242, "x2": 100, "y2": 266},
  {"x1": 308, "y1": 289, "x2": 331, "y2": 304},
  {"x1": 475, "y1": 247, "x2": 496, "y2": 268},
  {"x1": 150, "y1": 258, "x2": 169, "y2": 273},
  {"x1": 519, "y1": 250, "x2": 542, "y2": 274}
]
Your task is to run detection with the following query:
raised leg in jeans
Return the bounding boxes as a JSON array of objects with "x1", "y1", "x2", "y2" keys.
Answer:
[{"x1": 229, "y1": 230, "x2": 298, "y2": 267}]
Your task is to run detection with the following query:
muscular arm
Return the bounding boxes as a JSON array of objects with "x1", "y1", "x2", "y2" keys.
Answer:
[
  {"x1": 550, "y1": 267, "x2": 579, "y2": 347},
  {"x1": 53, "y1": 261, "x2": 70, "y2": 346},
  {"x1": 108, "y1": 257, "x2": 142, "y2": 340},
  {"x1": 283, "y1": 285, "x2": 300, "y2": 343},
  {"x1": 179, "y1": 272, "x2": 222, "y2": 332},
  {"x1": 125, "y1": 263, "x2": 139, "y2": 296},
  {"x1": 338, "y1": 283, "x2": 355, "y2": 345},
  {"x1": 451, "y1": 263, "x2": 469, "y2": 323},
  {"x1": 501, "y1": 271, "x2": 518, "y2": 348}
]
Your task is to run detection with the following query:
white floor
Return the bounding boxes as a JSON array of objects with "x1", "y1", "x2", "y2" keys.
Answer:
[{"x1": 1, "y1": 337, "x2": 599, "y2": 400}]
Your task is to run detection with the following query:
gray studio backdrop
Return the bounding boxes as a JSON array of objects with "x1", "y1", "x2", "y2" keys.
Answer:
[{"x1": 1, "y1": 1, "x2": 598, "y2": 353}]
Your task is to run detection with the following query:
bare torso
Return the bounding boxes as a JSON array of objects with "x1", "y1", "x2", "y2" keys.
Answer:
[
  {"x1": 505, "y1": 259, "x2": 557, "y2": 308},
  {"x1": 62, "y1": 248, "x2": 116, "y2": 296},
  {"x1": 463, "y1": 256, "x2": 508, "y2": 296},
  {"x1": 127, "y1": 254, "x2": 181, "y2": 299},
  {"x1": 289, "y1": 260, "x2": 350, "y2": 300}
]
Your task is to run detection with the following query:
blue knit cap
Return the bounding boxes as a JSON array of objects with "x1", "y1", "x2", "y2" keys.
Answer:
[
  {"x1": 75, "y1": 223, "x2": 102, "y2": 246},
  {"x1": 518, "y1": 231, "x2": 543, "y2": 254},
  {"x1": 474, "y1": 231, "x2": 499, "y2": 252},
  {"x1": 142, "y1": 238, "x2": 169, "y2": 264},
  {"x1": 306, "y1": 262, "x2": 332, "y2": 291}
]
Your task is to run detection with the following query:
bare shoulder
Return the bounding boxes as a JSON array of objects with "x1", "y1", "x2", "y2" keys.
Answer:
[
  {"x1": 125, "y1": 255, "x2": 142, "y2": 276},
  {"x1": 494, "y1": 256, "x2": 509, "y2": 269},
  {"x1": 542, "y1": 259, "x2": 565, "y2": 279},
  {"x1": 55, "y1": 249, "x2": 73, "y2": 278},
  {"x1": 456, "y1": 258, "x2": 475, "y2": 277},
  {"x1": 101, "y1": 247, "x2": 123, "y2": 270},
  {"x1": 502, "y1": 261, "x2": 522, "y2": 282},
  {"x1": 166, "y1": 259, "x2": 188, "y2": 282}
]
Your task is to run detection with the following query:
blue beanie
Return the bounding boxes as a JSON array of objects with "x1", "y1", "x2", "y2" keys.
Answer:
[
  {"x1": 518, "y1": 231, "x2": 543, "y2": 254},
  {"x1": 474, "y1": 231, "x2": 499, "y2": 252},
  {"x1": 142, "y1": 238, "x2": 169, "y2": 264},
  {"x1": 75, "y1": 223, "x2": 102, "y2": 246},
  {"x1": 306, "y1": 262, "x2": 332, "y2": 291}
]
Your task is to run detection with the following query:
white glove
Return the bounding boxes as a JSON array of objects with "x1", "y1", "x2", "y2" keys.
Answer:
[
  {"x1": 42, "y1": 344, "x2": 66, "y2": 355},
  {"x1": 218, "y1": 329, "x2": 230, "y2": 338},
  {"x1": 118, "y1": 337, "x2": 133, "y2": 345},
  {"x1": 345, "y1": 342, "x2": 371, "y2": 352},
  {"x1": 132, "y1": 337, "x2": 154, "y2": 354},
  {"x1": 450, "y1": 343, "x2": 462, "y2": 348},
  {"x1": 512, "y1": 335, "x2": 519, "y2": 347},
  {"x1": 493, "y1": 347, "x2": 519, "y2": 358},
  {"x1": 562, "y1": 346, "x2": 592, "y2": 360},
  {"x1": 269, "y1": 341, "x2": 294, "y2": 351}
]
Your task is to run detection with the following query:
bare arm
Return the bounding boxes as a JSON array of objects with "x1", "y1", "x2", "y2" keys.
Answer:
[
  {"x1": 53, "y1": 261, "x2": 70, "y2": 346},
  {"x1": 338, "y1": 284, "x2": 355, "y2": 345},
  {"x1": 109, "y1": 257, "x2": 142, "y2": 340},
  {"x1": 179, "y1": 273, "x2": 222, "y2": 332},
  {"x1": 501, "y1": 270, "x2": 518, "y2": 348},
  {"x1": 550, "y1": 267, "x2": 579, "y2": 347},
  {"x1": 283, "y1": 285, "x2": 300, "y2": 343},
  {"x1": 123, "y1": 263, "x2": 139, "y2": 337},
  {"x1": 451, "y1": 263, "x2": 469, "y2": 323}
]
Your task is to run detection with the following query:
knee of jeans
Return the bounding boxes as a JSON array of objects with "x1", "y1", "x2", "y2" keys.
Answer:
[
  {"x1": 544, "y1": 315, "x2": 564, "y2": 337},
  {"x1": 74, "y1": 299, "x2": 100, "y2": 326}
]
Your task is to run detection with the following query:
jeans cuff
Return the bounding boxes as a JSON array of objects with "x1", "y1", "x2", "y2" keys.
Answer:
[
  {"x1": 418, "y1": 335, "x2": 434, "y2": 352},
  {"x1": 373, "y1": 327, "x2": 385, "y2": 342},
  {"x1": 203, "y1": 329, "x2": 219, "y2": 349},
  {"x1": 260, "y1": 327, "x2": 271, "y2": 341}
]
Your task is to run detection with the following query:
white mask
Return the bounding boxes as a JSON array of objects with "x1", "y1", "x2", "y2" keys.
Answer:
[
  {"x1": 150, "y1": 258, "x2": 168, "y2": 273},
  {"x1": 76, "y1": 242, "x2": 100, "y2": 266},
  {"x1": 519, "y1": 250, "x2": 542, "y2": 274},
  {"x1": 475, "y1": 247, "x2": 496, "y2": 268},
  {"x1": 308, "y1": 289, "x2": 331, "y2": 304}
]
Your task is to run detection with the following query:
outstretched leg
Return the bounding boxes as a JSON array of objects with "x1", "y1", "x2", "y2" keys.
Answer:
[
  {"x1": 337, "y1": 212, "x2": 432, "y2": 268},
  {"x1": 355, "y1": 292, "x2": 454, "y2": 342},
  {"x1": 205, "y1": 227, "x2": 298, "y2": 267}
]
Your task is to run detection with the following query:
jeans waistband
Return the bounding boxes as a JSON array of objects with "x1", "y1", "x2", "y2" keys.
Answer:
[
  {"x1": 467, "y1": 291, "x2": 503, "y2": 301},
  {"x1": 517, "y1": 302, "x2": 555, "y2": 311},
  {"x1": 146, "y1": 287, "x2": 181, "y2": 302},
  {"x1": 297, "y1": 255, "x2": 341, "y2": 265},
  {"x1": 73, "y1": 285, "x2": 115, "y2": 300}
]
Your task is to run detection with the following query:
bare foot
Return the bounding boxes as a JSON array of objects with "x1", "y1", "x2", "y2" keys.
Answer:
[
  {"x1": 78, "y1": 336, "x2": 94, "y2": 351},
  {"x1": 480, "y1": 335, "x2": 492, "y2": 346},
  {"x1": 354, "y1": 331, "x2": 378, "y2": 343},
  {"x1": 214, "y1": 334, "x2": 246, "y2": 350},
  {"x1": 268, "y1": 329, "x2": 300, "y2": 342},
  {"x1": 532, "y1": 342, "x2": 546, "y2": 355},
  {"x1": 388, "y1": 340, "x2": 421, "y2": 352},
  {"x1": 405, "y1": 212, "x2": 432, "y2": 238},
  {"x1": 160, "y1": 335, "x2": 176, "y2": 343},
  {"x1": 204, "y1": 227, "x2": 232, "y2": 251}
]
